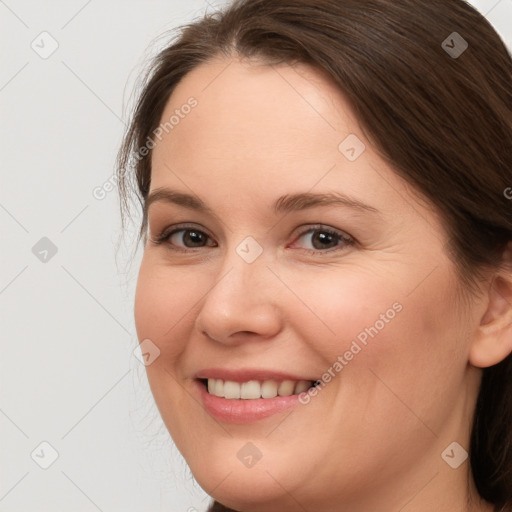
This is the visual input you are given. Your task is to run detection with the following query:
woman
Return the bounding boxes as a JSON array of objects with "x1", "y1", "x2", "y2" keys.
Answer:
[{"x1": 116, "y1": 0, "x2": 512, "y2": 510}]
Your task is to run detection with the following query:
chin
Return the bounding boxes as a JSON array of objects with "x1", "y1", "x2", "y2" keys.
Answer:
[{"x1": 188, "y1": 451, "x2": 307, "y2": 511}]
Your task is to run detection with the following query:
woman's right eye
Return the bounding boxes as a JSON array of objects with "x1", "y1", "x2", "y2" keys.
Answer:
[{"x1": 151, "y1": 226, "x2": 217, "y2": 251}]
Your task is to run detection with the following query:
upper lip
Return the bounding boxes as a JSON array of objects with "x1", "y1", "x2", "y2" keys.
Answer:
[{"x1": 195, "y1": 368, "x2": 316, "y2": 383}]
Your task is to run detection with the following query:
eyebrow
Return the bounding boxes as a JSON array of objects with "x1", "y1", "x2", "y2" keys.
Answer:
[{"x1": 144, "y1": 187, "x2": 380, "y2": 216}]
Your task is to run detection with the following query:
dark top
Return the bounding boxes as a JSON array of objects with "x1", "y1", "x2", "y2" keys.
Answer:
[{"x1": 207, "y1": 501, "x2": 239, "y2": 512}]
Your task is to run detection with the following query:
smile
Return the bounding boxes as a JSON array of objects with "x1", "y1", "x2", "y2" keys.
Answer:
[
  {"x1": 204, "y1": 378, "x2": 315, "y2": 399},
  {"x1": 194, "y1": 369, "x2": 321, "y2": 423}
]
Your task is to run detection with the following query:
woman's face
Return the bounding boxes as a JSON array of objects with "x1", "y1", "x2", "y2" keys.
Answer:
[{"x1": 134, "y1": 57, "x2": 488, "y2": 511}]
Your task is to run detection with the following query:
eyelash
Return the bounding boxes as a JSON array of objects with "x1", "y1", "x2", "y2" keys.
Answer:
[{"x1": 150, "y1": 223, "x2": 355, "y2": 256}]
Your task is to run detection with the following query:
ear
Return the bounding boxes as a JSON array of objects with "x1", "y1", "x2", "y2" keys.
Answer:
[{"x1": 469, "y1": 243, "x2": 512, "y2": 368}]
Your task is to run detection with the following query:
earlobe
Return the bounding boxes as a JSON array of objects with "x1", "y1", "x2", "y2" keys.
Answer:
[{"x1": 469, "y1": 258, "x2": 512, "y2": 368}]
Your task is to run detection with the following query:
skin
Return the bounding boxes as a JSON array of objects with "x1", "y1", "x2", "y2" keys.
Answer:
[{"x1": 134, "y1": 55, "x2": 512, "y2": 512}]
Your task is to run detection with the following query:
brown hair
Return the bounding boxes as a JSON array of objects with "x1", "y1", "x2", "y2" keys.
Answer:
[{"x1": 116, "y1": 1, "x2": 512, "y2": 510}]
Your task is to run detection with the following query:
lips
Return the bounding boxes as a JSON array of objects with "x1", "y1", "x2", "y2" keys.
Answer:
[
  {"x1": 193, "y1": 368, "x2": 319, "y2": 423},
  {"x1": 195, "y1": 368, "x2": 318, "y2": 383}
]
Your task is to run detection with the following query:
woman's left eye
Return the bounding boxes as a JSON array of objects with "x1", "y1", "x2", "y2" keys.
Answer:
[{"x1": 290, "y1": 226, "x2": 355, "y2": 254}]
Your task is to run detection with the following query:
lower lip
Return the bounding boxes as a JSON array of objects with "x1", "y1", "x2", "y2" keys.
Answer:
[{"x1": 195, "y1": 379, "x2": 302, "y2": 424}]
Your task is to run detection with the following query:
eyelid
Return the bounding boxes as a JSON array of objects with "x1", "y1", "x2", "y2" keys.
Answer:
[{"x1": 291, "y1": 224, "x2": 353, "y2": 241}]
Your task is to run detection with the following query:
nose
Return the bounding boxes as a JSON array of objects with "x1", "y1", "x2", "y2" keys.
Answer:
[{"x1": 194, "y1": 248, "x2": 283, "y2": 345}]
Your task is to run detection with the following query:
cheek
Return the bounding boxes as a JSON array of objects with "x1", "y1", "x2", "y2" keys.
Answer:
[
  {"x1": 133, "y1": 259, "x2": 203, "y2": 432},
  {"x1": 287, "y1": 263, "x2": 464, "y2": 410},
  {"x1": 314, "y1": 261, "x2": 460, "y2": 358},
  {"x1": 134, "y1": 258, "x2": 200, "y2": 358},
  {"x1": 347, "y1": 267, "x2": 466, "y2": 430},
  {"x1": 280, "y1": 265, "x2": 403, "y2": 364}
]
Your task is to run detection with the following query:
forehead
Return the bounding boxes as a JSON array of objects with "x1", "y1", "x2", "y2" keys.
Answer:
[{"x1": 150, "y1": 56, "x2": 358, "y2": 172}]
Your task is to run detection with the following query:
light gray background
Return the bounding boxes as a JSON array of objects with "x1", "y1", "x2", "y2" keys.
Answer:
[{"x1": 1, "y1": 1, "x2": 511, "y2": 511}]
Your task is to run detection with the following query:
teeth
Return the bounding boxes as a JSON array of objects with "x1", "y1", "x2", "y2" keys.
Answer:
[
  {"x1": 239, "y1": 380, "x2": 259, "y2": 399},
  {"x1": 224, "y1": 380, "x2": 241, "y2": 399},
  {"x1": 294, "y1": 380, "x2": 311, "y2": 394},
  {"x1": 277, "y1": 380, "x2": 295, "y2": 396},
  {"x1": 261, "y1": 380, "x2": 278, "y2": 398},
  {"x1": 214, "y1": 379, "x2": 224, "y2": 397},
  {"x1": 205, "y1": 378, "x2": 313, "y2": 399}
]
